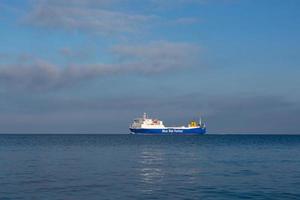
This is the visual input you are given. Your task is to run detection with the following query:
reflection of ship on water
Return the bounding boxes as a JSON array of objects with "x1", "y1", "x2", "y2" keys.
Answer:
[
  {"x1": 138, "y1": 148, "x2": 165, "y2": 187},
  {"x1": 137, "y1": 145, "x2": 203, "y2": 194}
]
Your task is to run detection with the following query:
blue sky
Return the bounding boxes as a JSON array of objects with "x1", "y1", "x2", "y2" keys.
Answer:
[{"x1": 0, "y1": 0, "x2": 300, "y2": 133}]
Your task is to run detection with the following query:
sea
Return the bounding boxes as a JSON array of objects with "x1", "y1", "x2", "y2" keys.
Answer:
[{"x1": 0, "y1": 134, "x2": 300, "y2": 200}]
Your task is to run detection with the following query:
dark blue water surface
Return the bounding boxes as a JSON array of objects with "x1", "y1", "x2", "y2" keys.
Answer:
[{"x1": 1, "y1": 134, "x2": 300, "y2": 200}]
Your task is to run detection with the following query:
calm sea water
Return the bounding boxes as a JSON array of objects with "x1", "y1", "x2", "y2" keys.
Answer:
[{"x1": 0, "y1": 134, "x2": 300, "y2": 200}]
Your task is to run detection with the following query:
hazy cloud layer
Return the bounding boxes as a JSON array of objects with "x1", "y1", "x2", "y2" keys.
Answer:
[
  {"x1": 0, "y1": 94, "x2": 299, "y2": 133},
  {"x1": 24, "y1": 0, "x2": 207, "y2": 35},
  {"x1": 0, "y1": 41, "x2": 200, "y2": 90},
  {"x1": 111, "y1": 41, "x2": 200, "y2": 72},
  {"x1": 26, "y1": 1, "x2": 153, "y2": 35},
  {"x1": 204, "y1": 95, "x2": 300, "y2": 133}
]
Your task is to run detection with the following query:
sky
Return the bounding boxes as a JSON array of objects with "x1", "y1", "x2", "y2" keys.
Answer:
[{"x1": 0, "y1": 0, "x2": 300, "y2": 134}]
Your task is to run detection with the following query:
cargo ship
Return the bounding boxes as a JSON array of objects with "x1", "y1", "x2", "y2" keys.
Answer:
[{"x1": 129, "y1": 113, "x2": 206, "y2": 135}]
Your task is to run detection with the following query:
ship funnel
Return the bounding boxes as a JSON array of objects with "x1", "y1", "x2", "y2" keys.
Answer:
[{"x1": 143, "y1": 112, "x2": 147, "y2": 119}]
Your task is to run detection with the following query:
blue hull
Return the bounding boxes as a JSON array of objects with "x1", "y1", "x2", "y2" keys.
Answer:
[{"x1": 130, "y1": 127, "x2": 206, "y2": 135}]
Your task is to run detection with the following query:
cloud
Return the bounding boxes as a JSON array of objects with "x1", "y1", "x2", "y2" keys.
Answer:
[
  {"x1": 111, "y1": 41, "x2": 200, "y2": 72},
  {"x1": 0, "y1": 41, "x2": 200, "y2": 91},
  {"x1": 23, "y1": 0, "x2": 211, "y2": 35},
  {"x1": 0, "y1": 59, "x2": 115, "y2": 91},
  {"x1": 25, "y1": 0, "x2": 155, "y2": 35},
  {"x1": 148, "y1": 0, "x2": 236, "y2": 9}
]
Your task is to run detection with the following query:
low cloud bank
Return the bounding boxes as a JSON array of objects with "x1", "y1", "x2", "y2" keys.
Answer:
[
  {"x1": 0, "y1": 94, "x2": 299, "y2": 133},
  {"x1": 0, "y1": 41, "x2": 200, "y2": 90}
]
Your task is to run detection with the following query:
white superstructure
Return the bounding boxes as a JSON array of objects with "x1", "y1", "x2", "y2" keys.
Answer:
[
  {"x1": 130, "y1": 113, "x2": 204, "y2": 129},
  {"x1": 130, "y1": 113, "x2": 165, "y2": 129}
]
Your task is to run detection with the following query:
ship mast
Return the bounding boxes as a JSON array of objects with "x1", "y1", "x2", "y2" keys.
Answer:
[
  {"x1": 199, "y1": 115, "x2": 202, "y2": 126},
  {"x1": 143, "y1": 112, "x2": 147, "y2": 120}
]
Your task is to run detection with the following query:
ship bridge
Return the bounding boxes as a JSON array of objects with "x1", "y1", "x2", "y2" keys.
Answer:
[{"x1": 130, "y1": 113, "x2": 165, "y2": 129}]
